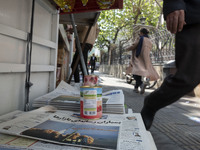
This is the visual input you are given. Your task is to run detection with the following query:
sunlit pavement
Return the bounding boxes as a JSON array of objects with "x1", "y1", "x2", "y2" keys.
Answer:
[{"x1": 94, "y1": 70, "x2": 200, "y2": 150}]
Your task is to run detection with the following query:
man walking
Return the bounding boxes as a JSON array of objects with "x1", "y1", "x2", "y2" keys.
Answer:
[
  {"x1": 141, "y1": 0, "x2": 200, "y2": 130},
  {"x1": 90, "y1": 53, "x2": 97, "y2": 74}
]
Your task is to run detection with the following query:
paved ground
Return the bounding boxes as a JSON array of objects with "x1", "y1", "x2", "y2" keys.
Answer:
[{"x1": 93, "y1": 70, "x2": 200, "y2": 150}]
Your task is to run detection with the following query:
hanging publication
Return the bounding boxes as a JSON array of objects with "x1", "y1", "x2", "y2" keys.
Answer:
[{"x1": 0, "y1": 106, "x2": 150, "y2": 150}]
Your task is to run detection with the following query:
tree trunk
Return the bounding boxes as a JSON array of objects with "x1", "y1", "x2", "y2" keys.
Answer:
[{"x1": 108, "y1": 45, "x2": 111, "y2": 65}]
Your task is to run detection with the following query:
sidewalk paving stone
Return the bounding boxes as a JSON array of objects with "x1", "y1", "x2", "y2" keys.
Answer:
[{"x1": 94, "y1": 71, "x2": 200, "y2": 150}]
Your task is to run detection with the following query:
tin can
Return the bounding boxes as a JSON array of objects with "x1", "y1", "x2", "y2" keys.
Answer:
[
  {"x1": 80, "y1": 86, "x2": 102, "y2": 119},
  {"x1": 83, "y1": 75, "x2": 98, "y2": 87}
]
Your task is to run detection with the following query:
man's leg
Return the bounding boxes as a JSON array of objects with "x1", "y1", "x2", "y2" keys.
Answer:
[
  {"x1": 91, "y1": 64, "x2": 94, "y2": 73},
  {"x1": 141, "y1": 24, "x2": 200, "y2": 130},
  {"x1": 94, "y1": 63, "x2": 96, "y2": 71},
  {"x1": 91, "y1": 64, "x2": 93, "y2": 74}
]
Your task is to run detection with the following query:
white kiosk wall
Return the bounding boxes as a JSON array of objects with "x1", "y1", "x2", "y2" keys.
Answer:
[{"x1": 0, "y1": 0, "x2": 59, "y2": 115}]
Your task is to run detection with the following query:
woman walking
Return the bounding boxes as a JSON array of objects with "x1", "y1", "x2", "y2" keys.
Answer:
[{"x1": 127, "y1": 28, "x2": 159, "y2": 94}]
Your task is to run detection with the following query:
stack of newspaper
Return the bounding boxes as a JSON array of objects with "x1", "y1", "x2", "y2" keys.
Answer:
[
  {"x1": 0, "y1": 106, "x2": 154, "y2": 150},
  {"x1": 32, "y1": 81, "x2": 125, "y2": 114}
]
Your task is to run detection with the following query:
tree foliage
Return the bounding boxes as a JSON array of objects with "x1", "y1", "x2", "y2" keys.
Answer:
[{"x1": 96, "y1": 0, "x2": 163, "y2": 52}]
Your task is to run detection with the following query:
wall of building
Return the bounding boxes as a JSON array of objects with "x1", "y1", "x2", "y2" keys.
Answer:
[{"x1": 0, "y1": 0, "x2": 59, "y2": 115}]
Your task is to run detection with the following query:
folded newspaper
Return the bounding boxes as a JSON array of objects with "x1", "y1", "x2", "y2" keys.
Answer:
[
  {"x1": 0, "y1": 110, "x2": 84, "y2": 150},
  {"x1": 32, "y1": 81, "x2": 125, "y2": 114},
  {"x1": 0, "y1": 106, "x2": 150, "y2": 150}
]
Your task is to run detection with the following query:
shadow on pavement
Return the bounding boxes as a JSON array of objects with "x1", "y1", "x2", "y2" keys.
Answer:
[{"x1": 95, "y1": 71, "x2": 200, "y2": 150}]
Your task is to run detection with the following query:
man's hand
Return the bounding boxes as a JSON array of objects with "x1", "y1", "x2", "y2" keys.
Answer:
[{"x1": 166, "y1": 10, "x2": 186, "y2": 34}]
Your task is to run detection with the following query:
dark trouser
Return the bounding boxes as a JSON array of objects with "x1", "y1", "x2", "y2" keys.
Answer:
[
  {"x1": 71, "y1": 43, "x2": 92, "y2": 83},
  {"x1": 143, "y1": 24, "x2": 200, "y2": 112},
  {"x1": 91, "y1": 63, "x2": 95, "y2": 73},
  {"x1": 133, "y1": 75, "x2": 143, "y2": 89}
]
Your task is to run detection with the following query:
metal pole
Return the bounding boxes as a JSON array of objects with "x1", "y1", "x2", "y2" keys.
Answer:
[
  {"x1": 25, "y1": 0, "x2": 35, "y2": 111},
  {"x1": 70, "y1": 14, "x2": 88, "y2": 76}
]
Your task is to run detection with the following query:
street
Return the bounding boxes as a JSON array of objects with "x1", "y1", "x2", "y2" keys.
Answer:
[{"x1": 94, "y1": 70, "x2": 200, "y2": 150}]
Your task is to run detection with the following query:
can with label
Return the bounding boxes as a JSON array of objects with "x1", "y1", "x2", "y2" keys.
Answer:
[
  {"x1": 83, "y1": 75, "x2": 98, "y2": 87},
  {"x1": 80, "y1": 86, "x2": 102, "y2": 119}
]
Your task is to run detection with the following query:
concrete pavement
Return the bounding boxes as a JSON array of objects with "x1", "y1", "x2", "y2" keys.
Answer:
[{"x1": 94, "y1": 70, "x2": 200, "y2": 150}]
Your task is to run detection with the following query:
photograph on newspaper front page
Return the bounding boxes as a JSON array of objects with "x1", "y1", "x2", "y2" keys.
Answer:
[{"x1": 20, "y1": 120, "x2": 119, "y2": 150}]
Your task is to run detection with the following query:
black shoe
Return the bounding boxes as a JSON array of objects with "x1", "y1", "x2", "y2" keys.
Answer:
[
  {"x1": 140, "y1": 83, "x2": 147, "y2": 94},
  {"x1": 141, "y1": 106, "x2": 155, "y2": 130}
]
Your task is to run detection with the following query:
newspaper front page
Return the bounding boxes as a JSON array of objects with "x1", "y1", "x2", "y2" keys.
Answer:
[
  {"x1": 0, "y1": 110, "x2": 84, "y2": 150},
  {"x1": 0, "y1": 106, "x2": 150, "y2": 150}
]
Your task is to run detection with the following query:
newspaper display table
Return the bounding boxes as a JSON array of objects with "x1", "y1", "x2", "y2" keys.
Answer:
[
  {"x1": 0, "y1": 81, "x2": 157, "y2": 150},
  {"x1": 0, "y1": 108, "x2": 157, "y2": 150},
  {"x1": 0, "y1": 107, "x2": 156, "y2": 150}
]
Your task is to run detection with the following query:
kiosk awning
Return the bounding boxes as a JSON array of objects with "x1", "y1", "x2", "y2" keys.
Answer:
[{"x1": 49, "y1": 0, "x2": 123, "y2": 14}]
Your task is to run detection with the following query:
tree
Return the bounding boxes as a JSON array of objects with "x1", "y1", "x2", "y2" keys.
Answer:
[{"x1": 96, "y1": 0, "x2": 163, "y2": 65}]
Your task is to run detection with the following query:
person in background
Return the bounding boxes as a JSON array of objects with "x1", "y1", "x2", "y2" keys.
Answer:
[
  {"x1": 90, "y1": 53, "x2": 97, "y2": 74},
  {"x1": 141, "y1": 0, "x2": 200, "y2": 130},
  {"x1": 127, "y1": 28, "x2": 159, "y2": 94},
  {"x1": 71, "y1": 23, "x2": 99, "y2": 83}
]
